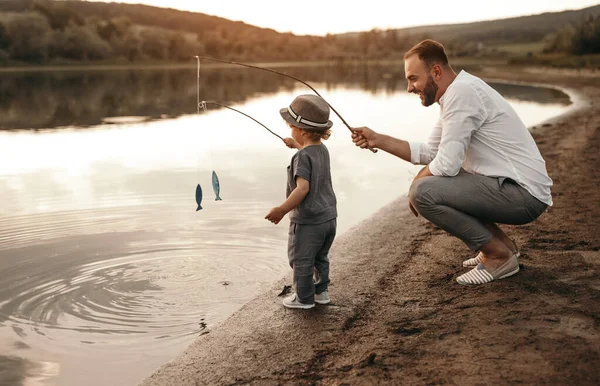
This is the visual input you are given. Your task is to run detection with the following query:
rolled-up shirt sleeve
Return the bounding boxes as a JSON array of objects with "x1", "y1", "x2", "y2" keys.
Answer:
[
  {"x1": 408, "y1": 118, "x2": 442, "y2": 165},
  {"x1": 428, "y1": 83, "x2": 487, "y2": 176}
]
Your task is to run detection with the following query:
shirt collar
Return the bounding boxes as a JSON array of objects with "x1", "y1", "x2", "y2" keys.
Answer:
[{"x1": 439, "y1": 70, "x2": 468, "y2": 105}]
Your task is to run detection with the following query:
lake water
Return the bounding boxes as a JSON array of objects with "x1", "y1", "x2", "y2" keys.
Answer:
[{"x1": 0, "y1": 64, "x2": 571, "y2": 386}]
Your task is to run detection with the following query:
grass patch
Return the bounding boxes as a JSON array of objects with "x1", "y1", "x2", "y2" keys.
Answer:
[
  {"x1": 492, "y1": 42, "x2": 546, "y2": 55},
  {"x1": 509, "y1": 53, "x2": 600, "y2": 69}
]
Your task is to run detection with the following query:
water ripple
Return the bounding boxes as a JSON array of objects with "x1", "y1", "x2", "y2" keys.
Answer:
[{"x1": 0, "y1": 231, "x2": 286, "y2": 348}]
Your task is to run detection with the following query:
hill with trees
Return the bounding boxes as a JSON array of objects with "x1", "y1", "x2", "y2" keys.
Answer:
[{"x1": 0, "y1": 0, "x2": 599, "y2": 65}]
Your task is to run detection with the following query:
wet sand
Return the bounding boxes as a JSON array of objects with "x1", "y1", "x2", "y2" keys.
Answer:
[{"x1": 139, "y1": 67, "x2": 600, "y2": 386}]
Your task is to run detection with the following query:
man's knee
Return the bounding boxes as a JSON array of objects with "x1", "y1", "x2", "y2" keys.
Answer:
[{"x1": 408, "y1": 177, "x2": 439, "y2": 209}]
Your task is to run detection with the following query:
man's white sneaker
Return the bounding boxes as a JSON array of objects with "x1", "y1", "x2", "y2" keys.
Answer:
[
  {"x1": 315, "y1": 291, "x2": 330, "y2": 304},
  {"x1": 282, "y1": 293, "x2": 314, "y2": 309}
]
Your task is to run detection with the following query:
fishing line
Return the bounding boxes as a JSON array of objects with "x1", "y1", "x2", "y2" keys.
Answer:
[
  {"x1": 194, "y1": 56, "x2": 223, "y2": 210},
  {"x1": 195, "y1": 56, "x2": 216, "y2": 167},
  {"x1": 194, "y1": 55, "x2": 377, "y2": 153},
  {"x1": 200, "y1": 101, "x2": 283, "y2": 140}
]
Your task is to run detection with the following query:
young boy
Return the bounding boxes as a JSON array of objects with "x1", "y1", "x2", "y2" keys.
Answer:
[{"x1": 265, "y1": 94, "x2": 337, "y2": 309}]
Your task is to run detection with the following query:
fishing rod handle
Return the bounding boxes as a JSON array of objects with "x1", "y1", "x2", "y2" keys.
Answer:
[{"x1": 344, "y1": 124, "x2": 377, "y2": 153}]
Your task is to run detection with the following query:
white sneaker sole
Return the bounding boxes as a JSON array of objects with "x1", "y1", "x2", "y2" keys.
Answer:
[
  {"x1": 315, "y1": 299, "x2": 330, "y2": 305},
  {"x1": 498, "y1": 265, "x2": 520, "y2": 279},
  {"x1": 457, "y1": 257, "x2": 520, "y2": 285},
  {"x1": 283, "y1": 302, "x2": 315, "y2": 309}
]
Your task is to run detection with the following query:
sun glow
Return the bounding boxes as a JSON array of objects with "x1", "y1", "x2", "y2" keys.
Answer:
[{"x1": 89, "y1": 0, "x2": 599, "y2": 35}]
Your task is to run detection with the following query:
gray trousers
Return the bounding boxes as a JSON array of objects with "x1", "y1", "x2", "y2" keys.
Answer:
[
  {"x1": 288, "y1": 219, "x2": 336, "y2": 304},
  {"x1": 408, "y1": 172, "x2": 548, "y2": 251}
]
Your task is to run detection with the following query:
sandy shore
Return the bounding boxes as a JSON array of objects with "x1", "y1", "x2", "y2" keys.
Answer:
[{"x1": 139, "y1": 67, "x2": 600, "y2": 386}]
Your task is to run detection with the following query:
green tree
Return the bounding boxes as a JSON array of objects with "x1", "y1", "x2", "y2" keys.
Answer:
[
  {"x1": 111, "y1": 31, "x2": 143, "y2": 61},
  {"x1": 32, "y1": 0, "x2": 83, "y2": 31},
  {"x1": 51, "y1": 24, "x2": 112, "y2": 60},
  {"x1": 544, "y1": 24, "x2": 576, "y2": 53},
  {"x1": 168, "y1": 31, "x2": 198, "y2": 61},
  {"x1": 0, "y1": 22, "x2": 11, "y2": 50},
  {"x1": 140, "y1": 27, "x2": 169, "y2": 60},
  {"x1": 202, "y1": 30, "x2": 225, "y2": 57},
  {"x1": 571, "y1": 15, "x2": 600, "y2": 55},
  {"x1": 97, "y1": 20, "x2": 122, "y2": 41},
  {"x1": 6, "y1": 12, "x2": 51, "y2": 62}
]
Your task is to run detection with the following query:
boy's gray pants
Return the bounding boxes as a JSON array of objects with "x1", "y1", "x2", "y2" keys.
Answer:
[
  {"x1": 288, "y1": 219, "x2": 336, "y2": 304},
  {"x1": 409, "y1": 172, "x2": 548, "y2": 251}
]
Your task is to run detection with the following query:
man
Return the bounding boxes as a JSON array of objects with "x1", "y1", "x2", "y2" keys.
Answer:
[{"x1": 352, "y1": 39, "x2": 552, "y2": 285}]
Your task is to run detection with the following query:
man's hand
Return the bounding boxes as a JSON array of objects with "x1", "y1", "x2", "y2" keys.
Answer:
[
  {"x1": 408, "y1": 166, "x2": 433, "y2": 217},
  {"x1": 283, "y1": 137, "x2": 299, "y2": 149},
  {"x1": 351, "y1": 127, "x2": 379, "y2": 149},
  {"x1": 413, "y1": 165, "x2": 433, "y2": 182},
  {"x1": 265, "y1": 206, "x2": 287, "y2": 224},
  {"x1": 409, "y1": 202, "x2": 419, "y2": 217}
]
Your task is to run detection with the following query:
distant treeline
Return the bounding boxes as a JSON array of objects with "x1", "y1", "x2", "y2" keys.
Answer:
[
  {"x1": 0, "y1": 63, "x2": 569, "y2": 130},
  {"x1": 0, "y1": 0, "x2": 599, "y2": 65},
  {"x1": 0, "y1": 0, "x2": 339, "y2": 63},
  {"x1": 544, "y1": 15, "x2": 600, "y2": 55}
]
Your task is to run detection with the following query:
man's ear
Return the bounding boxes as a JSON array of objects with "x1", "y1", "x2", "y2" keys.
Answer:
[{"x1": 431, "y1": 64, "x2": 442, "y2": 80}]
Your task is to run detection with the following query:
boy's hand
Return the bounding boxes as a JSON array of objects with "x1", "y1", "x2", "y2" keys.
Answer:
[
  {"x1": 265, "y1": 207, "x2": 286, "y2": 224},
  {"x1": 283, "y1": 137, "x2": 298, "y2": 149}
]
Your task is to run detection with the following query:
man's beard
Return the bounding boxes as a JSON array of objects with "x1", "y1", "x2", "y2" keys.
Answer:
[{"x1": 421, "y1": 75, "x2": 438, "y2": 106}]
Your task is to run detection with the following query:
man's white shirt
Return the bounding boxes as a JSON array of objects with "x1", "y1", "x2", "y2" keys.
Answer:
[{"x1": 408, "y1": 70, "x2": 553, "y2": 206}]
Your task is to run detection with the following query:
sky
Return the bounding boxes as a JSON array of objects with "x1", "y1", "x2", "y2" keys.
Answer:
[{"x1": 90, "y1": 0, "x2": 600, "y2": 35}]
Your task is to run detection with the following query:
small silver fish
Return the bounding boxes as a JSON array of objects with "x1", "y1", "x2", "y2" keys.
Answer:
[
  {"x1": 212, "y1": 170, "x2": 222, "y2": 201},
  {"x1": 195, "y1": 184, "x2": 203, "y2": 211}
]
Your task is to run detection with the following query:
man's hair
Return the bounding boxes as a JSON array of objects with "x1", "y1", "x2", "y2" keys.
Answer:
[{"x1": 404, "y1": 39, "x2": 449, "y2": 69}]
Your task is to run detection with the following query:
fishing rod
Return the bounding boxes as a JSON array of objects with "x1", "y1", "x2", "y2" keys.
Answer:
[
  {"x1": 200, "y1": 101, "x2": 283, "y2": 140},
  {"x1": 194, "y1": 55, "x2": 377, "y2": 153}
]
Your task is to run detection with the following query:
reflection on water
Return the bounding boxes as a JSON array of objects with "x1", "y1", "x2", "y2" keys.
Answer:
[
  {"x1": 0, "y1": 64, "x2": 570, "y2": 130},
  {"x1": 0, "y1": 65, "x2": 571, "y2": 386},
  {"x1": 0, "y1": 355, "x2": 59, "y2": 386}
]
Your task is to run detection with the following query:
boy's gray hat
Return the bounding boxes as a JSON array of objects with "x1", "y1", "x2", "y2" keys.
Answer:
[{"x1": 280, "y1": 94, "x2": 333, "y2": 131}]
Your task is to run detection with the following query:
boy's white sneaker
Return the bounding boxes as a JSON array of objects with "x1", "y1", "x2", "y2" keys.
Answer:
[
  {"x1": 282, "y1": 294, "x2": 314, "y2": 309},
  {"x1": 315, "y1": 291, "x2": 330, "y2": 304}
]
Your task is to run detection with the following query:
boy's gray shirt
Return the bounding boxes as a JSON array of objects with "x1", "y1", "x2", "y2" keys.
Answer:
[{"x1": 287, "y1": 144, "x2": 337, "y2": 224}]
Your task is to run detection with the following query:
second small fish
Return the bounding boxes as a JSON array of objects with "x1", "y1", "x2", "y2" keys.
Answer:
[
  {"x1": 195, "y1": 184, "x2": 203, "y2": 211},
  {"x1": 212, "y1": 170, "x2": 222, "y2": 201}
]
